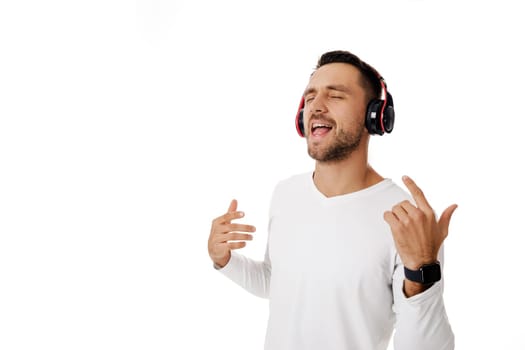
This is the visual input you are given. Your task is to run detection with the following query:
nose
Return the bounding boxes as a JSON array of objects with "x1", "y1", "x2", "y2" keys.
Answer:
[{"x1": 307, "y1": 94, "x2": 327, "y2": 115}]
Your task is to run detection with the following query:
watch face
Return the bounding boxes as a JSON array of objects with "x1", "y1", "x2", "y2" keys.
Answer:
[{"x1": 421, "y1": 263, "x2": 441, "y2": 284}]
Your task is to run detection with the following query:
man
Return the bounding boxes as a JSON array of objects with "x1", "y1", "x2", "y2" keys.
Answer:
[{"x1": 208, "y1": 50, "x2": 456, "y2": 350}]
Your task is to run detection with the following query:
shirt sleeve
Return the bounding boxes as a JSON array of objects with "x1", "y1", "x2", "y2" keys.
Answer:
[
  {"x1": 392, "y1": 246, "x2": 455, "y2": 350},
  {"x1": 214, "y1": 238, "x2": 271, "y2": 299}
]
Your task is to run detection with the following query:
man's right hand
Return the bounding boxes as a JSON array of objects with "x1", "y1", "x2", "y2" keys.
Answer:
[{"x1": 208, "y1": 199, "x2": 256, "y2": 268}]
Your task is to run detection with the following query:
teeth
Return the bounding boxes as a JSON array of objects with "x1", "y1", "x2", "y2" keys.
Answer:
[{"x1": 313, "y1": 123, "x2": 330, "y2": 128}]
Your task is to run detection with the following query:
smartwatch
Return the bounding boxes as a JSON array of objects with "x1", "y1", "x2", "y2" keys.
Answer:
[{"x1": 404, "y1": 261, "x2": 441, "y2": 285}]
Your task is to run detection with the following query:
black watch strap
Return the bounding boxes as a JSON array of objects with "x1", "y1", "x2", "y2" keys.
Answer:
[{"x1": 404, "y1": 261, "x2": 441, "y2": 285}]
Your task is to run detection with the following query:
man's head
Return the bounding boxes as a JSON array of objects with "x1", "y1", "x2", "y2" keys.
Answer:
[{"x1": 302, "y1": 50, "x2": 385, "y2": 163}]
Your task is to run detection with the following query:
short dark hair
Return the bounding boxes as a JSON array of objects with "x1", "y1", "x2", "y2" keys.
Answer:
[{"x1": 316, "y1": 50, "x2": 382, "y2": 101}]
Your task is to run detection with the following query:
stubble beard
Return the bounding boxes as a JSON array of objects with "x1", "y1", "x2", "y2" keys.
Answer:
[{"x1": 307, "y1": 127, "x2": 363, "y2": 163}]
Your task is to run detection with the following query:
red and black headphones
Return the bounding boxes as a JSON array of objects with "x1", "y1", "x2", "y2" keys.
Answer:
[{"x1": 295, "y1": 75, "x2": 395, "y2": 137}]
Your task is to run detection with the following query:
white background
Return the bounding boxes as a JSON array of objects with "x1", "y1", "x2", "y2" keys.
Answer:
[{"x1": 1, "y1": 0, "x2": 524, "y2": 349}]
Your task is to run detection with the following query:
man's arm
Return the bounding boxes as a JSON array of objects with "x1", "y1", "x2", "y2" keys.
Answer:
[{"x1": 384, "y1": 176, "x2": 457, "y2": 349}]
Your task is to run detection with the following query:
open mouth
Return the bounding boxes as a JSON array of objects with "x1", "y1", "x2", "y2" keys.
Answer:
[{"x1": 311, "y1": 122, "x2": 333, "y2": 137}]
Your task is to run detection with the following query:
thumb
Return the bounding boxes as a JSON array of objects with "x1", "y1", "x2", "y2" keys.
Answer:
[
  {"x1": 438, "y1": 204, "x2": 458, "y2": 236},
  {"x1": 227, "y1": 199, "x2": 238, "y2": 213}
]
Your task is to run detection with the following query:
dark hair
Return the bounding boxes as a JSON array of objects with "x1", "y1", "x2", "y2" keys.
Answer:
[{"x1": 316, "y1": 50, "x2": 382, "y2": 101}]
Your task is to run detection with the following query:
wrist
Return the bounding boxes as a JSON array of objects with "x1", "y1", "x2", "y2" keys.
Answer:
[
  {"x1": 403, "y1": 279, "x2": 433, "y2": 297},
  {"x1": 403, "y1": 256, "x2": 438, "y2": 271},
  {"x1": 213, "y1": 252, "x2": 231, "y2": 269}
]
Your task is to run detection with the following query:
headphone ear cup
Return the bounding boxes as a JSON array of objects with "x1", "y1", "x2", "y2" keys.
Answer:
[
  {"x1": 382, "y1": 105, "x2": 395, "y2": 134},
  {"x1": 365, "y1": 99, "x2": 383, "y2": 135},
  {"x1": 295, "y1": 97, "x2": 305, "y2": 137}
]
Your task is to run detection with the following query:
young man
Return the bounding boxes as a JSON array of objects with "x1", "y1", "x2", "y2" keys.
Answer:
[{"x1": 208, "y1": 50, "x2": 456, "y2": 350}]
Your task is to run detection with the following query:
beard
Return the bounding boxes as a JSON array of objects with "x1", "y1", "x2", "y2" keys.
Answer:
[{"x1": 307, "y1": 126, "x2": 363, "y2": 163}]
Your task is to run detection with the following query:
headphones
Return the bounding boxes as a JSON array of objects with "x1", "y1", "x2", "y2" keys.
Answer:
[{"x1": 295, "y1": 75, "x2": 395, "y2": 137}]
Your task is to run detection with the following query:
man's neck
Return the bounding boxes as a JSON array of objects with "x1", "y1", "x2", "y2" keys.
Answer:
[{"x1": 313, "y1": 153, "x2": 383, "y2": 198}]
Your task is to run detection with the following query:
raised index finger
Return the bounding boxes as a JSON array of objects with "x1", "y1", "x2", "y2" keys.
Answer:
[
  {"x1": 227, "y1": 199, "x2": 238, "y2": 213},
  {"x1": 402, "y1": 175, "x2": 431, "y2": 210}
]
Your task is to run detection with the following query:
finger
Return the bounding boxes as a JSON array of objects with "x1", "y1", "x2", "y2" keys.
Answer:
[
  {"x1": 227, "y1": 199, "x2": 237, "y2": 213},
  {"x1": 402, "y1": 175, "x2": 431, "y2": 210},
  {"x1": 213, "y1": 233, "x2": 253, "y2": 245},
  {"x1": 228, "y1": 241, "x2": 247, "y2": 250},
  {"x1": 223, "y1": 232, "x2": 254, "y2": 242},
  {"x1": 399, "y1": 199, "x2": 416, "y2": 212},
  {"x1": 392, "y1": 204, "x2": 409, "y2": 224},
  {"x1": 383, "y1": 211, "x2": 399, "y2": 229},
  {"x1": 214, "y1": 210, "x2": 245, "y2": 224},
  {"x1": 212, "y1": 230, "x2": 254, "y2": 244},
  {"x1": 399, "y1": 199, "x2": 425, "y2": 219},
  {"x1": 438, "y1": 204, "x2": 458, "y2": 234},
  {"x1": 225, "y1": 223, "x2": 256, "y2": 233}
]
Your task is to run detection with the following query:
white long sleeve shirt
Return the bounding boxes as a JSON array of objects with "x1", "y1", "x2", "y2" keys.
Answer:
[{"x1": 218, "y1": 173, "x2": 454, "y2": 350}]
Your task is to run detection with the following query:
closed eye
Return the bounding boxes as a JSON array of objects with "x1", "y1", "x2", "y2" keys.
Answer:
[{"x1": 305, "y1": 96, "x2": 315, "y2": 103}]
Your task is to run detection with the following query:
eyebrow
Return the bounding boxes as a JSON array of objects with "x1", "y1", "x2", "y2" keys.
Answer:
[{"x1": 303, "y1": 84, "x2": 351, "y2": 97}]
